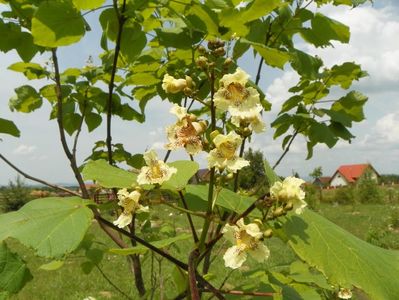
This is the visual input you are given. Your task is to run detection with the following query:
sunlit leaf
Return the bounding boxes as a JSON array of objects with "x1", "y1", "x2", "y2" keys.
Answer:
[
  {"x1": 32, "y1": 1, "x2": 85, "y2": 47},
  {"x1": 82, "y1": 159, "x2": 137, "y2": 188},
  {"x1": 0, "y1": 118, "x2": 20, "y2": 137},
  {"x1": 9, "y1": 85, "x2": 42, "y2": 113},
  {"x1": 0, "y1": 197, "x2": 93, "y2": 258}
]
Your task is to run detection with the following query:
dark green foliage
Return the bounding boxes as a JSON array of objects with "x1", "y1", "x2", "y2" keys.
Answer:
[
  {"x1": 0, "y1": 176, "x2": 32, "y2": 212},
  {"x1": 334, "y1": 186, "x2": 355, "y2": 204},
  {"x1": 357, "y1": 170, "x2": 383, "y2": 204},
  {"x1": 238, "y1": 148, "x2": 268, "y2": 195}
]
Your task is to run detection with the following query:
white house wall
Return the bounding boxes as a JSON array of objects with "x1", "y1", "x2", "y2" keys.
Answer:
[{"x1": 330, "y1": 174, "x2": 348, "y2": 187}]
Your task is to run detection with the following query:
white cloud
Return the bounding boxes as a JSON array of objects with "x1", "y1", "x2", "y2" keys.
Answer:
[
  {"x1": 13, "y1": 144, "x2": 37, "y2": 155},
  {"x1": 266, "y1": 71, "x2": 299, "y2": 111},
  {"x1": 302, "y1": 4, "x2": 399, "y2": 91},
  {"x1": 373, "y1": 111, "x2": 399, "y2": 143}
]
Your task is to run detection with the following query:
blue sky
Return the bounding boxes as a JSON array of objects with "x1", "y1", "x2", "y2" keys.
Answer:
[{"x1": 1, "y1": 1, "x2": 399, "y2": 185}]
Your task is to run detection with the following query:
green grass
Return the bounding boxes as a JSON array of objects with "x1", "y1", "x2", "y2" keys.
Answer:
[{"x1": 6, "y1": 202, "x2": 399, "y2": 299}]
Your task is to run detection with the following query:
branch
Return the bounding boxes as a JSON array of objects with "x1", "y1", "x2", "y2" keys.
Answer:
[
  {"x1": 272, "y1": 129, "x2": 299, "y2": 170},
  {"x1": 72, "y1": 97, "x2": 87, "y2": 160},
  {"x1": 51, "y1": 48, "x2": 89, "y2": 199},
  {"x1": 188, "y1": 249, "x2": 200, "y2": 300},
  {"x1": 178, "y1": 191, "x2": 199, "y2": 243},
  {"x1": 106, "y1": 0, "x2": 127, "y2": 165},
  {"x1": 0, "y1": 153, "x2": 81, "y2": 197},
  {"x1": 203, "y1": 289, "x2": 274, "y2": 297},
  {"x1": 233, "y1": 137, "x2": 247, "y2": 192},
  {"x1": 94, "y1": 264, "x2": 133, "y2": 300},
  {"x1": 96, "y1": 216, "x2": 224, "y2": 299}
]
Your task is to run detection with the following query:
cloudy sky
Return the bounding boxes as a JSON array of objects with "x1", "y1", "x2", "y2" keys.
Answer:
[{"x1": 1, "y1": 0, "x2": 398, "y2": 185}]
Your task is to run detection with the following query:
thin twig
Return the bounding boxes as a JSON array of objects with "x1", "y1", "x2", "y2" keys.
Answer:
[
  {"x1": 188, "y1": 250, "x2": 200, "y2": 300},
  {"x1": 72, "y1": 97, "x2": 87, "y2": 160},
  {"x1": 190, "y1": 154, "x2": 201, "y2": 183},
  {"x1": 272, "y1": 129, "x2": 299, "y2": 170},
  {"x1": 51, "y1": 48, "x2": 89, "y2": 199},
  {"x1": 95, "y1": 264, "x2": 133, "y2": 299},
  {"x1": 233, "y1": 137, "x2": 246, "y2": 192},
  {"x1": 0, "y1": 153, "x2": 81, "y2": 197},
  {"x1": 106, "y1": 0, "x2": 127, "y2": 165},
  {"x1": 178, "y1": 191, "x2": 199, "y2": 243},
  {"x1": 163, "y1": 150, "x2": 171, "y2": 162},
  {"x1": 203, "y1": 289, "x2": 274, "y2": 297}
]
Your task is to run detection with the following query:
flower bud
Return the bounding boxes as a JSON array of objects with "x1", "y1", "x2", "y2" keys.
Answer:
[
  {"x1": 183, "y1": 87, "x2": 193, "y2": 96},
  {"x1": 210, "y1": 130, "x2": 220, "y2": 142},
  {"x1": 196, "y1": 56, "x2": 208, "y2": 68},
  {"x1": 198, "y1": 45, "x2": 206, "y2": 54},
  {"x1": 263, "y1": 229, "x2": 273, "y2": 238},
  {"x1": 242, "y1": 127, "x2": 252, "y2": 137},
  {"x1": 226, "y1": 173, "x2": 234, "y2": 180},
  {"x1": 214, "y1": 47, "x2": 226, "y2": 56},
  {"x1": 284, "y1": 201, "x2": 294, "y2": 211},
  {"x1": 273, "y1": 207, "x2": 285, "y2": 217},
  {"x1": 207, "y1": 40, "x2": 218, "y2": 50},
  {"x1": 223, "y1": 57, "x2": 233, "y2": 66},
  {"x1": 185, "y1": 75, "x2": 193, "y2": 88}
]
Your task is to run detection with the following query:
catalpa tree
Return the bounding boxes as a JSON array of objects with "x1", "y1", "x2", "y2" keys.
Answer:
[{"x1": 1, "y1": 0, "x2": 397, "y2": 299}]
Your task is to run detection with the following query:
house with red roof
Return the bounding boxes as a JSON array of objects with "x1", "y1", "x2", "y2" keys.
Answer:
[{"x1": 329, "y1": 164, "x2": 379, "y2": 187}]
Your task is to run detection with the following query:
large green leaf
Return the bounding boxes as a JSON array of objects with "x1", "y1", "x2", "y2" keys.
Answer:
[
  {"x1": 242, "y1": 39, "x2": 290, "y2": 69},
  {"x1": 185, "y1": 184, "x2": 260, "y2": 217},
  {"x1": 283, "y1": 210, "x2": 399, "y2": 300},
  {"x1": 109, "y1": 234, "x2": 191, "y2": 255},
  {"x1": 9, "y1": 85, "x2": 42, "y2": 113},
  {"x1": 72, "y1": 0, "x2": 106, "y2": 10},
  {"x1": 0, "y1": 242, "x2": 32, "y2": 295},
  {"x1": 82, "y1": 159, "x2": 137, "y2": 188},
  {"x1": 300, "y1": 13, "x2": 350, "y2": 47},
  {"x1": 0, "y1": 118, "x2": 20, "y2": 137},
  {"x1": 8, "y1": 62, "x2": 48, "y2": 80},
  {"x1": 31, "y1": 1, "x2": 85, "y2": 47},
  {"x1": 0, "y1": 197, "x2": 93, "y2": 258},
  {"x1": 162, "y1": 161, "x2": 199, "y2": 191}
]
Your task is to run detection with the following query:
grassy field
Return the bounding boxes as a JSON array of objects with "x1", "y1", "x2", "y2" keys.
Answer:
[{"x1": 5, "y1": 201, "x2": 399, "y2": 300}]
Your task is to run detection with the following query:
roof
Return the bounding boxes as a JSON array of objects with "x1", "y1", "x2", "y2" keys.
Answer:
[
  {"x1": 317, "y1": 177, "x2": 332, "y2": 185},
  {"x1": 332, "y1": 164, "x2": 378, "y2": 183}
]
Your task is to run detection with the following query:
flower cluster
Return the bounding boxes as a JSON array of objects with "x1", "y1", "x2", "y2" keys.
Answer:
[
  {"x1": 222, "y1": 218, "x2": 270, "y2": 269},
  {"x1": 137, "y1": 150, "x2": 177, "y2": 185},
  {"x1": 214, "y1": 68, "x2": 265, "y2": 133},
  {"x1": 207, "y1": 131, "x2": 249, "y2": 173},
  {"x1": 165, "y1": 104, "x2": 206, "y2": 155},
  {"x1": 113, "y1": 189, "x2": 148, "y2": 228},
  {"x1": 270, "y1": 176, "x2": 307, "y2": 214}
]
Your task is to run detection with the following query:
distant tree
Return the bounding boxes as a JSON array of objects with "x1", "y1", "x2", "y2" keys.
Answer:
[
  {"x1": 380, "y1": 174, "x2": 399, "y2": 185},
  {"x1": 357, "y1": 170, "x2": 383, "y2": 203},
  {"x1": 238, "y1": 148, "x2": 268, "y2": 195},
  {"x1": 310, "y1": 167, "x2": 323, "y2": 181},
  {"x1": 1, "y1": 175, "x2": 32, "y2": 212},
  {"x1": 292, "y1": 171, "x2": 300, "y2": 178}
]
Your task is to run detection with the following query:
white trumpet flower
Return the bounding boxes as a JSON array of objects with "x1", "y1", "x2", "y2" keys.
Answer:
[
  {"x1": 270, "y1": 176, "x2": 307, "y2": 214},
  {"x1": 113, "y1": 189, "x2": 148, "y2": 228},
  {"x1": 137, "y1": 150, "x2": 177, "y2": 185}
]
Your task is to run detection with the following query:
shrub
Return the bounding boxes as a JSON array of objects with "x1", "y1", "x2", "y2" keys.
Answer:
[
  {"x1": 334, "y1": 186, "x2": 355, "y2": 204},
  {"x1": 0, "y1": 175, "x2": 32, "y2": 212}
]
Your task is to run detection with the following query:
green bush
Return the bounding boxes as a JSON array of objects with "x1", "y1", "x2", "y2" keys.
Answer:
[
  {"x1": 334, "y1": 186, "x2": 355, "y2": 204},
  {"x1": 356, "y1": 171, "x2": 383, "y2": 204},
  {"x1": 0, "y1": 175, "x2": 32, "y2": 212}
]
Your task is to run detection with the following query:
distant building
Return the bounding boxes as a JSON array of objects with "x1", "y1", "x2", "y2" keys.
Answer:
[
  {"x1": 329, "y1": 164, "x2": 379, "y2": 187},
  {"x1": 313, "y1": 177, "x2": 331, "y2": 188},
  {"x1": 190, "y1": 169, "x2": 211, "y2": 184}
]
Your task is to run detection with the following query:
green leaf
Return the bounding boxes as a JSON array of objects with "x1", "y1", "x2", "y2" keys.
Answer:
[
  {"x1": 84, "y1": 112, "x2": 102, "y2": 132},
  {"x1": 0, "y1": 197, "x2": 93, "y2": 258},
  {"x1": 126, "y1": 72, "x2": 160, "y2": 86},
  {"x1": 187, "y1": 4, "x2": 219, "y2": 36},
  {"x1": 162, "y1": 161, "x2": 199, "y2": 191},
  {"x1": 82, "y1": 159, "x2": 137, "y2": 188},
  {"x1": 8, "y1": 62, "x2": 48, "y2": 80},
  {"x1": 327, "y1": 62, "x2": 368, "y2": 89},
  {"x1": 109, "y1": 234, "x2": 192, "y2": 255},
  {"x1": 240, "y1": 0, "x2": 282, "y2": 23},
  {"x1": 63, "y1": 113, "x2": 82, "y2": 136},
  {"x1": 290, "y1": 50, "x2": 323, "y2": 80},
  {"x1": 331, "y1": 91, "x2": 368, "y2": 122},
  {"x1": 300, "y1": 13, "x2": 350, "y2": 47},
  {"x1": 308, "y1": 122, "x2": 337, "y2": 148},
  {"x1": 72, "y1": 0, "x2": 106, "y2": 10},
  {"x1": 283, "y1": 210, "x2": 399, "y2": 300},
  {"x1": 39, "y1": 260, "x2": 65, "y2": 271},
  {"x1": 0, "y1": 242, "x2": 32, "y2": 294},
  {"x1": 185, "y1": 185, "x2": 260, "y2": 217},
  {"x1": 0, "y1": 118, "x2": 20, "y2": 137},
  {"x1": 242, "y1": 39, "x2": 290, "y2": 69},
  {"x1": 9, "y1": 85, "x2": 42, "y2": 113},
  {"x1": 263, "y1": 160, "x2": 280, "y2": 185},
  {"x1": 31, "y1": 1, "x2": 85, "y2": 47},
  {"x1": 120, "y1": 26, "x2": 146, "y2": 63}
]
